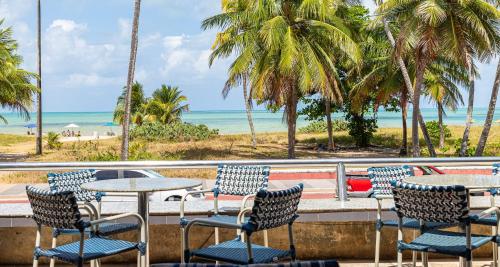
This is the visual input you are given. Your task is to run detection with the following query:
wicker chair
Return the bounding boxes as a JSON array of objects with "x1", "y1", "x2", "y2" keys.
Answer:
[
  {"x1": 183, "y1": 184, "x2": 303, "y2": 265},
  {"x1": 180, "y1": 165, "x2": 270, "y2": 262},
  {"x1": 369, "y1": 166, "x2": 447, "y2": 267},
  {"x1": 391, "y1": 181, "x2": 499, "y2": 267},
  {"x1": 470, "y1": 163, "x2": 500, "y2": 264},
  {"x1": 47, "y1": 170, "x2": 140, "y2": 266},
  {"x1": 26, "y1": 185, "x2": 146, "y2": 267},
  {"x1": 151, "y1": 259, "x2": 338, "y2": 267}
]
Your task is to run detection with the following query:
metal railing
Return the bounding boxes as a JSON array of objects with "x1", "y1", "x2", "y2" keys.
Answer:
[{"x1": 0, "y1": 156, "x2": 498, "y2": 202}]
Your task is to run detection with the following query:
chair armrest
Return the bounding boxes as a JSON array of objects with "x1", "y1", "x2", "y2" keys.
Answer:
[
  {"x1": 240, "y1": 194, "x2": 256, "y2": 210},
  {"x1": 237, "y1": 207, "x2": 253, "y2": 225},
  {"x1": 78, "y1": 203, "x2": 97, "y2": 220},
  {"x1": 477, "y1": 206, "x2": 500, "y2": 220},
  {"x1": 374, "y1": 195, "x2": 393, "y2": 200},
  {"x1": 89, "y1": 212, "x2": 144, "y2": 227},
  {"x1": 180, "y1": 189, "x2": 213, "y2": 218},
  {"x1": 186, "y1": 218, "x2": 242, "y2": 230}
]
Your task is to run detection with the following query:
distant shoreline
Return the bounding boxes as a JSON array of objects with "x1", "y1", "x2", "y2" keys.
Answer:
[{"x1": 0, "y1": 108, "x2": 499, "y2": 135}]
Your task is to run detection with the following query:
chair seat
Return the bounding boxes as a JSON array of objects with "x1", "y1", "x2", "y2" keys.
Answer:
[
  {"x1": 181, "y1": 215, "x2": 248, "y2": 227},
  {"x1": 471, "y1": 214, "x2": 498, "y2": 226},
  {"x1": 54, "y1": 222, "x2": 139, "y2": 236},
  {"x1": 383, "y1": 218, "x2": 449, "y2": 230},
  {"x1": 398, "y1": 230, "x2": 494, "y2": 257},
  {"x1": 191, "y1": 239, "x2": 290, "y2": 264},
  {"x1": 35, "y1": 237, "x2": 140, "y2": 263}
]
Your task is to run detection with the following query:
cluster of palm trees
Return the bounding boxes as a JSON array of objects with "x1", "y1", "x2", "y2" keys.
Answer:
[
  {"x1": 204, "y1": 0, "x2": 500, "y2": 159},
  {"x1": 113, "y1": 82, "x2": 189, "y2": 127}
]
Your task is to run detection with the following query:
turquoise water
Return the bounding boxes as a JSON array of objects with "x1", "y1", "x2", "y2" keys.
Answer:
[{"x1": 0, "y1": 108, "x2": 499, "y2": 135}]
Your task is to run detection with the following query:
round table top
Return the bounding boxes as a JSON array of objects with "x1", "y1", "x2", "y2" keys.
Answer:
[
  {"x1": 404, "y1": 174, "x2": 500, "y2": 189},
  {"x1": 81, "y1": 178, "x2": 202, "y2": 192}
]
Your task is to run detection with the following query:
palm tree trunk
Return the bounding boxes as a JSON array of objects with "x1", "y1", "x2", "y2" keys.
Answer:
[
  {"x1": 412, "y1": 65, "x2": 426, "y2": 157},
  {"x1": 399, "y1": 90, "x2": 408, "y2": 156},
  {"x1": 459, "y1": 61, "x2": 475, "y2": 156},
  {"x1": 475, "y1": 60, "x2": 500, "y2": 156},
  {"x1": 242, "y1": 75, "x2": 257, "y2": 149},
  {"x1": 383, "y1": 20, "x2": 436, "y2": 157},
  {"x1": 121, "y1": 0, "x2": 142, "y2": 160},
  {"x1": 438, "y1": 102, "x2": 445, "y2": 149},
  {"x1": 35, "y1": 0, "x2": 42, "y2": 155},
  {"x1": 326, "y1": 100, "x2": 334, "y2": 150},
  {"x1": 286, "y1": 84, "x2": 297, "y2": 159}
]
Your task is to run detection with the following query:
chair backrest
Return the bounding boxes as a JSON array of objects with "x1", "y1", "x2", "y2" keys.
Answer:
[
  {"x1": 47, "y1": 169, "x2": 100, "y2": 202},
  {"x1": 494, "y1": 163, "x2": 500, "y2": 176},
  {"x1": 368, "y1": 165, "x2": 414, "y2": 197},
  {"x1": 214, "y1": 165, "x2": 270, "y2": 197},
  {"x1": 391, "y1": 181, "x2": 469, "y2": 223},
  {"x1": 243, "y1": 184, "x2": 303, "y2": 233},
  {"x1": 26, "y1": 185, "x2": 87, "y2": 230}
]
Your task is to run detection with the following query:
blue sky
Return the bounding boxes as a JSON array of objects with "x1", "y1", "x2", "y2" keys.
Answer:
[{"x1": 0, "y1": 0, "x2": 498, "y2": 112}]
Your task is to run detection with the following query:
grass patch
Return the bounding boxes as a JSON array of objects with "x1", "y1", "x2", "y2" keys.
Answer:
[{"x1": 0, "y1": 126, "x2": 498, "y2": 184}]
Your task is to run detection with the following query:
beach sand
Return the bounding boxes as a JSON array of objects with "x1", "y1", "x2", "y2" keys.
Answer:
[{"x1": 60, "y1": 135, "x2": 117, "y2": 142}]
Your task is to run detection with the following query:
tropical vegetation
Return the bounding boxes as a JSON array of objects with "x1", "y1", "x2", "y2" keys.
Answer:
[
  {"x1": 0, "y1": 20, "x2": 38, "y2": 125},
  {"x1": 204, "y1": 0, "x2": 500, "y2": 158}
]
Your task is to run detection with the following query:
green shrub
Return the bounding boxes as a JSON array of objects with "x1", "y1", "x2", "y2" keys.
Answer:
[
  {"x1": 425, "y1": 121, "x2": 451, "y2": 144},
  {"x1": 454, "y1": 138, "x2": 476, "y2": 157},
  {"x1": 46, "y1": 132, "x2": 62, "y2": 150},
  {"x1": 298, "y1": 120, "x2": 348, "y2": 134},
  {"x1": 345, "y1": 112, "x2": 377, "y2": 147},
  {"x1": 130, "y1": 122, "x2": 219, "y2": 142}
]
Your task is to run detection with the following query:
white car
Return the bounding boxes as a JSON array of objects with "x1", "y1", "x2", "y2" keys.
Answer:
[{"x1": 94, "y1": 169, "x2": 206, "y2": 202}]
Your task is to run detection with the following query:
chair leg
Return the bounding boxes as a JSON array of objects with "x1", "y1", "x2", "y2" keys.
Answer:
[
  {"x1": 49, "y1": 236, "x2": 57, "y2": 267},
  {"x1": 33, "y1": 258, "x2": 38, "y2": 267},
  {"x1": 263, "y1": 229, "x2": 269, "y2": 247},
  {"x1": 215, "y1": 227, "x2": 220, "y2": 244},
  {"x1": 375, "y1": 227, "x2": 381, "y2": 267},
  {"x1": 494, "y1": 241, "x2": 499, "y2": 267},
  {"x1": 180, "y1": 227, "x2": 185, "y2": 263},
  {"x1": 422, "y1": 252, "x2": 428, "y2": 267},
  {"x1": 397, "y1": 250, "x2": 403, "y2": 267},
  {"x1": 412, "y1": 251, "x2": 417, "y2": 267}
]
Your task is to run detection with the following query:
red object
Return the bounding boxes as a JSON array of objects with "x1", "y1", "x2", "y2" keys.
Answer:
[{"x1": 347, "y1": 179, "x2": 372, "y2": 191}]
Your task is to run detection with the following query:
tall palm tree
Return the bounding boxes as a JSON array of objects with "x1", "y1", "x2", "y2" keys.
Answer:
[
  {"x1": 121, "y1": 0, "x2": 142, "y2": 160},
  {"x1": 204, "y1": 0, "x2": 360, "y2": 158},
  {"x1": 378, "y1": 0, "x2": 499, "y2": 157},
  {"x1": 0, "y1": 21, "x2": 38, "y2": 123},
  {"x1": 476, "y1": 60, "x2": 500, "y2": 155},
  {"x1": 202, "y1": 0, "x2": 257, "y2": 148},
  {"x1": 424, "y1": 61, "x2": 467, "y2": 149},
  {"x1": 370, "y1": 1, "x2": 437, "y2": 157},
  {"x1": 142, "y1": 85, "x2": 189, "y2": 124},
  {"x1": 35, "y1": 0, "x2": 42, "y2": 155},
  {"x1": 113, "y1": 82, "x2": 146, "y2": 125}
]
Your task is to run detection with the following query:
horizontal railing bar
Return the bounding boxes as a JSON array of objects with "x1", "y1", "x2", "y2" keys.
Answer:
[{"x1": 0, "y1": 157, "x2": 497, "y2": 171}]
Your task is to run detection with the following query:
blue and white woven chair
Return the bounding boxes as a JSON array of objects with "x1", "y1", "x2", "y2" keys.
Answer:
[
  {"x1": 180, "y1": 164, "x2": 270, "y2": 261},
  {"x1": 391, "y1": 180, "x2": 499, "y2": 267},
  {"x1": 27, "y1": 185, "x2": 146, "y2": 267},
  {"x1": 183, "y1": 184, "x2": 303, "y2": 265},
  {"x1": 47, "y1": 170, "x2": 140, "y2": 266},
  {"x1": 470, "y1": 163, "x2": 500, "y2": 264}
]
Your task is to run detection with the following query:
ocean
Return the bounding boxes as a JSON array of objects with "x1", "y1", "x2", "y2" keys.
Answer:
[{"x1": 0, "y1": 108, "x2": 499, "y2": 135}]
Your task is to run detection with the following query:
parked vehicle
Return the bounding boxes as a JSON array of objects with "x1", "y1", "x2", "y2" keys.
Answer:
[
  {"x1": 347, "y1": 166, "x2": 444, "y2": 198},
  {"x1": 94, "y1": 169, "x2": 205, "y2": 201}
]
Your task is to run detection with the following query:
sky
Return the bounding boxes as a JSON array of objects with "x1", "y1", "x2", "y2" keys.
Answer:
[{"x1": 0, "y1": 0, "x2": 498, "y2": 112}]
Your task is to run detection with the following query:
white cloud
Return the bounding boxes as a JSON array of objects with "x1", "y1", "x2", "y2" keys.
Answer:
[
  {"x1": 65, "y1": 73, "x2": 121, "y2": 87},
  {"x1": 118, "y1": 18, "x2": 130, "y2": 39},
  {"x1": 163, "y1": 35, "x2": 184, "y2": 50},
  {"x1": 49, "y1": 19, "x2": 86, "y2": 32}
]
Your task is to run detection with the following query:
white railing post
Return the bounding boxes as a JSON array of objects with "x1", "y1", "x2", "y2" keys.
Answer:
[{"x1": 336, "y1": 162, "x2": 348, "y2": 201}]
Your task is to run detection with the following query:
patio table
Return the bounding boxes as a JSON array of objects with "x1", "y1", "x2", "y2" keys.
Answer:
[
  {"x1": 82, "y1": 177, "x2": 202, "y2": 266},
  {"x1": 404, "y1": 174, "x2": 500, "y2": 191}
]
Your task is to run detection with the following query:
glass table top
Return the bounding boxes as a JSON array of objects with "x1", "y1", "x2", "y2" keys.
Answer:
[
  {"x1": 404, "y1": 174, "x2": 500, "y2": 189},
  {"x1": 81, "y1": 178, "x2": 202, "y2": 192}
]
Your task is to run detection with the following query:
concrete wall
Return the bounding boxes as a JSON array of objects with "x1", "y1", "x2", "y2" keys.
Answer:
[{"x1": 0, "y1": 221, "x2": 495, "y2": 265}]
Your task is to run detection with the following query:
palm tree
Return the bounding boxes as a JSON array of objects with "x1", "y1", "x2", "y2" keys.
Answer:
[
  {"x1": 113, "y1": 82, "x2": 146, "y2": 125},
  {"x1": 476, "y1": 60, "x2": 500, "y2": 155},
  {"x1": 35, "y1": 0, "x2": 42, "y2": 155},
  {"x1": 378, "y1": 0, "x2": 499, "y2": 157},
  {"x1": 142, "y1": 85, "x2": 189, "y2": 124},
  {"x1": 0, "y1": 21, "x2": 38, "y2": 124},
  {"x1": 204, "y1": 0, "x2": 359, "y2": 158},
  {"x1": 121, "y1": 0, "x2": 142, "y2": 160},
  {"x1": 424, "y1": 61, "x2": 467, "y2": 149}
]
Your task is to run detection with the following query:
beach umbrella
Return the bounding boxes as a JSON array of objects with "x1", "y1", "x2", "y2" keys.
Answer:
[
  {"x1": 24, "y1": 123, "x2": 36, "y2": 128},
  {"x1": 64, "y1": 123, "x2": 79, "y2": 128}
]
